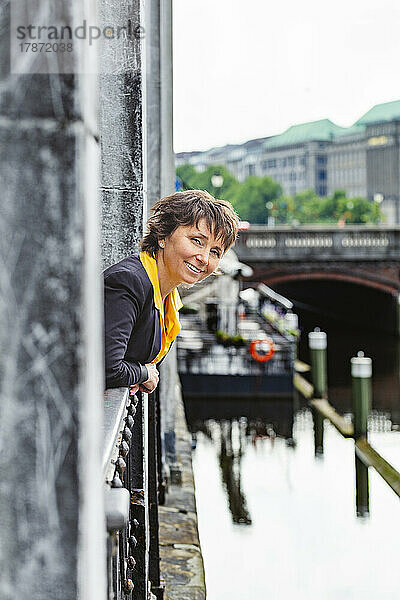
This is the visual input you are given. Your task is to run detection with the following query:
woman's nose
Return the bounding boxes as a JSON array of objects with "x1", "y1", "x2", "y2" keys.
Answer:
[{"x1": 196, "y1": 248, "x2": 210, "y2": 265}]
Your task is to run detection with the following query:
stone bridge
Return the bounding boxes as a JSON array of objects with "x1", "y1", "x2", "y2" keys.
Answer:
[{"x1": 235, "y1": 226, "x2": 400, "y2": 295}]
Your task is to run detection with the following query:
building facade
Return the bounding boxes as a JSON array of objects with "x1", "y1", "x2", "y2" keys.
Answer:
[{"x1": 176, "y1": 100, "x2": 400, "y2": 224}]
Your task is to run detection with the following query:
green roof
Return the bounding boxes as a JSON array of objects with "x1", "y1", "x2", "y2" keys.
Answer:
[
  {"x1": 263, "y1": 119, "x2": 347, "y2": 149},
  {"x1": 355, "y1": 99, "x2": 400, "y2": 126},
  {"x1": 335, "y1": 123, "x2": 366, "y2": 139}
]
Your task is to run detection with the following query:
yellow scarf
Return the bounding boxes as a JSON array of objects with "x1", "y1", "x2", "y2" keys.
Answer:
[{"x1": 139, "y1": 251, "x2": 182, "y2": 364}]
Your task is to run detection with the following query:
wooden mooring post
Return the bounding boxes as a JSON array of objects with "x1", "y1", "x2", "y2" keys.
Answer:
[
  {"x1": 351, "y1": 352, "x2": 372, "y2": 439},
  {"x1": 308, "y1": 329, "x2": 327, "y2": 455},
  {"x1": 294, "y1": 341, "x2": 400, "y2": 503},
  {"x1": 351, "y1": 352, "x2": 372, "y2": 516}
]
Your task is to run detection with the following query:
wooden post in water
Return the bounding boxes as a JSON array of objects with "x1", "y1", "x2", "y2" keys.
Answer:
[
  {"x1": 351, "y1": 352, "x2": 372, "y2": 516},
  {"x1": 351, "y1": 352, "x2": 372, "y2": 439},
  {"x1": 308, "y1": 329, "x2": 327, "y2": 455}
]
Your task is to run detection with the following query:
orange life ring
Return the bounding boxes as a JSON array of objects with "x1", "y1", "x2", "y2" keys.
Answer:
[{"x1": 250, "y1": 338, "x2": 275, "y2": 362}]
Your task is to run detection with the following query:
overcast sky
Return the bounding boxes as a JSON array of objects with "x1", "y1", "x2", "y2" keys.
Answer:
[{"x1": 173, "y1": 0, "x2": 400, "y2": 153}]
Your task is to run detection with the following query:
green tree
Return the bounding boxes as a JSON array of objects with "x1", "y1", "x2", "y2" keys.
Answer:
[
  {"x1": 176, "y1": 165, "x2": 384, "y2": 225},
  {"x1": 329, "y1": 190, "x2": 382, "y2": 224},
  {"x1": 193, "y1": 165, "x2": 239, "y2": 199},
  {"x1": 288, "y1": 189, "x2": 383, "y2": 225},
  {"x1": 227, "y1": 176, "x2": 283, "y2": 223},
  {"x1": 176, "y1": 164, "x2": 198, "y2": 189},
  {"x1": 289, "y1": 190, "x2": 321, "y2": 224},
  {"x1": 176, "y1": 164, "x2": 239, "y2": 200}
]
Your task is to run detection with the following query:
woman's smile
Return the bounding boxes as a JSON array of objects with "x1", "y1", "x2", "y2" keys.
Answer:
[{"x1": 184, "y1": 261, "x2": 205, "y2": 275}]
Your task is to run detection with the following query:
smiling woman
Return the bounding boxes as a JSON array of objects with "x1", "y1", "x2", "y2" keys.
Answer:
[{"x1": 103, "y1": 189, "x2": 239, "y2": 392}]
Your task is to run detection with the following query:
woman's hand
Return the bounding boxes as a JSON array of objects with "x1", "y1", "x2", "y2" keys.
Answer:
[
  {"x1": 129, "y1": 384, "x2": 139, "y2": 396},
  {"x1": 139, "y1": 362, "x2": 159, "y2": 393}
]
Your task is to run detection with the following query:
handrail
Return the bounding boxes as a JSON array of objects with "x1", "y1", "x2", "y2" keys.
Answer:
[
  {"x1": 102, "y1": 387, "x2": 165, "y2": 599},
  {"x1": 102, "y1": 387, "x2": 130, "y2": 479}
]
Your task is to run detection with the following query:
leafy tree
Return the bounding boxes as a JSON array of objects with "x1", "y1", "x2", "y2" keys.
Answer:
[
  {"x1": 289, "y1": 190, "x2": 321, "y2": 224},
  {"x1": 193, "y1": 165, "x2": 239, "y2": 199},
  {"x1": 287, "y1": 189, "x2": 383, "y2": 225},
  {"x1": 327, "y1": 190, "x2": 382, "y2": 224},
  {"x1": 176, "y1": 164, "x2": 239, "y2": 200},
  {"x1": 176, "y1": 164, "x2": 384, "y2": 225},
  {"x1": 176, "y1": 164, "x2": 198, "y2": 190},
  {"x1": 227, "y1": 176, "x2": 283, "y2": 223}
]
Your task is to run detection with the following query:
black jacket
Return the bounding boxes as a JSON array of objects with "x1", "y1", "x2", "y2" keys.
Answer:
[{"x1": 104, "y1": 256, "x2": 161, "y2": 389}]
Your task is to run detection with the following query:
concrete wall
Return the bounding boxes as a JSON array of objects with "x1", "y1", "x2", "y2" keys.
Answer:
[
  {"x1": 99, "y1": 0, "x2": 146, "y2": 267},
  {"x1": 0, "y1": 1, "x2": 105, "y2": 598}
]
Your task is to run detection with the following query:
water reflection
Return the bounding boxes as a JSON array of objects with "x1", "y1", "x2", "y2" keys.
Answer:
[
  {"x1": 355, "y1": 455, "x2": 370, "y2": 517},
  {"x1": 312, "y1": 407, "x2": 324, "y2": 456},
  {"x1": 185, "y1": 320, "x2": 400, "y2": 600},
  {"x1": 218, "y1": 420, "x2": 252, "y2": 525},
  {"x1": 187, "y1": 399, "x2": 398, "y2": 522}
]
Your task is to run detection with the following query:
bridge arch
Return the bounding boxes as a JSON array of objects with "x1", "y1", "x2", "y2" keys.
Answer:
[
  {"x1": 264, "y1": 271, "x2": 399, "y2": 296},
  {"x1": 252, "y1": 269, "x2": 399, "y2": 334}
]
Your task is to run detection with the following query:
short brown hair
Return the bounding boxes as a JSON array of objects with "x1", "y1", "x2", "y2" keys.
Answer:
[{"x1": 141, "y1": 190, "x2": 239, "y2": 258}]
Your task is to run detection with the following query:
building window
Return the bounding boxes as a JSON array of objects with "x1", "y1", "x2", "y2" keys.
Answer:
[
  {"x1": 247, "y1": 164, "x2": 255, "y2": 176},
  {"x1": 318, "y1": 170, "x2": 326, "y2": 181},
  {"x1": 288, "y1": 156, "x2": 296, "y2": 167},
  {"x1": 300, "y1": 155, "x2": 307, "y2": 167},
  {"x1": 317, "y1": 155, "x2": 327, "y2": 166},
  {"x1": 267, "y1": 159, "x2": 277, "y2": 168},
  {"x1": 318, "y1": 185, "x2": 327, "y2": 196},
  {"x1": 281, "y1": 158, "x2": 287, "y2": 168},
  {"x1": 289, "y1": 171, "x2": 296, "y2": 181}
]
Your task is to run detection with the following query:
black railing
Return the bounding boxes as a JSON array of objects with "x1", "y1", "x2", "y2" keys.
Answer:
[
  {"x1": 103, "y1": 387, "x2": 164, "y2": 599},
  {"x1": 177, "y1": 342, "x2": 293, "y2": 377}
]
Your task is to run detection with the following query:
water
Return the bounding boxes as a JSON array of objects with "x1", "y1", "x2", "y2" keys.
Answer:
[{"x1": 186, "y1": 324, "x2": 400, "y2": 600}]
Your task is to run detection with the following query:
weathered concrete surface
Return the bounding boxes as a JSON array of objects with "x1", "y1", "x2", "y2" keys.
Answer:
[
  {"x1": 99, "y1": 0, "x2": 144, "y2": 270},
  {"x1": 0, "y1": 0, "x2": 106, "y2": 598},
  {"x1": 158, "y1": 384, "x2": 206, "y2": 600}
]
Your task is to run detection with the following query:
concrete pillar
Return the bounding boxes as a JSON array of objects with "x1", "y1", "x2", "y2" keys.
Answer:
[
  {"x1": 145, "y1": 0, "x2": 179, "y2": 473},
  {"x1": 146, "y1": 0, "x2": 162, "y2": 216},
  {"x1": 160, "y1": 0, "x2": 175, "y2": 199},
  {"x1": 99, "y1": 0, "x2": 146, "y2": 267},
  {"x1": 146, "y1": 0, "x2": 175, "y2": 214},
  {"x1": 0, "y1": 1, "x2": 106, "y2": 599}
]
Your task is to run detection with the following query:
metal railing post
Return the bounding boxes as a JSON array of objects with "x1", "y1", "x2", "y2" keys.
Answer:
[
  {"x1": 130, "y1": 392, "x2": 149, "y2": 600},
  {"x1": 148, "y1": 389, "x2": 164, "y2": 599}
]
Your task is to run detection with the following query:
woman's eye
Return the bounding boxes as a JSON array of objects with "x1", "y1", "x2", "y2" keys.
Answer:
[
  {"x1": 192, "y1": 237, "x2": 202, "y2": 245},
  {"x1": 211, "y1": 249, "x2": 221, "y2": 258}
]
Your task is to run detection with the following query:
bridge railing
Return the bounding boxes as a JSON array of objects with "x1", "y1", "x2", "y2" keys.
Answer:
[
  {"x1": 236, "y1": 226, "x2": 400, "y2": 261},
  {"x1": 103, "y1": 388, "x2": 164, "y2": 600}
]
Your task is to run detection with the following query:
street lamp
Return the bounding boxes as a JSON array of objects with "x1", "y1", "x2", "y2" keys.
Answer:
[
  {"x1": 374, "y1": 193, "x2": 384, "y2": 205},
  {"x1": 266, "y1": 201, "x2": 275, "y2": 227},
  {"x1": 211, "y1": 174, "x2": 224, "y2": 196}
]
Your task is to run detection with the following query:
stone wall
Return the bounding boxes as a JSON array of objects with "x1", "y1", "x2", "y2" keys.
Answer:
[{"x1": 0, "y1": 1, "x2": 105, "y2": 598}]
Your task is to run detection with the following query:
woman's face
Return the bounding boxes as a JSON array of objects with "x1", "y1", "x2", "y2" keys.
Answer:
[{"x1": 159, "y1": 218, "x2": 224, "y2": 288}]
